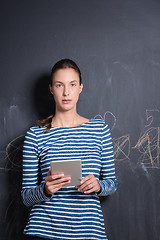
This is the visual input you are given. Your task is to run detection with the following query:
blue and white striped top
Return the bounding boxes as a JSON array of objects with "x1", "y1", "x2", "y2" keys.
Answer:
[{"x1": 21, "y1": 118, "x2": 117, "y2": 240}]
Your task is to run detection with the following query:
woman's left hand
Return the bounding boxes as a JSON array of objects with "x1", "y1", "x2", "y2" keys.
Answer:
[{"x1": 76, "y1": 174, "x2": 101, "y2": 194}]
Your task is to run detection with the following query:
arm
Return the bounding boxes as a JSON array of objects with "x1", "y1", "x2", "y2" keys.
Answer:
[
  {"x1": 21, "y1": 128, "x2": 50, "y2": 207},
  {"x1": 21, "y1": 128, "x2": 72, "y2": 207},
  {"x1": 77, "y1": 122, "x2": 117, "y2": 196},
  {"x1": 97, "y1": 122, "x2": 117, "y2": 196}
]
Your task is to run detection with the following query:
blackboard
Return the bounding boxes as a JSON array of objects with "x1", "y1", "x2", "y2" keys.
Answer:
[{"x1": 0, "y1": 0, "x2": 160, "y2": 239}]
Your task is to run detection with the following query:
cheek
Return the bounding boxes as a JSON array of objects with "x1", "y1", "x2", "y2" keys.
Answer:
[
  {"x1": 52, "y1": 90, "x2": 61, "y2": 102},
  {"x1": 52, "y1": 87, "x2": 61, "y2": 96},
  {"x1": 73, "y1": 90, "x2": 81, "y2": 102}
]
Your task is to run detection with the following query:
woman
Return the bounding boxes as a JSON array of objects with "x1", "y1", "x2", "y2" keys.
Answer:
[{"x1": 22, "y1": 59, "x2": 117, "y2": 240}]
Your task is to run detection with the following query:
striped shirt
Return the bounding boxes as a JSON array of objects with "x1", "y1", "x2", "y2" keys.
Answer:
[{"x1": 21, "y1": 118, "x2": 117, "y2": 240}]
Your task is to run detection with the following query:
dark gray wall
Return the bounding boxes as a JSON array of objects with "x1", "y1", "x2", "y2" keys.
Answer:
[{"x1": 0, "y1": 0, "x2": 160, "y2": 239}]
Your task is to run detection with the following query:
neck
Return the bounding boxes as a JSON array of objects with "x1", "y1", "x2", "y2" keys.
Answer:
[{"x1": 52, "y1": 110, "x2": 80, "y2": 128}]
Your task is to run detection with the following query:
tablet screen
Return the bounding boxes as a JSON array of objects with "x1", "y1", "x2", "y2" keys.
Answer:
[{"x1": 50, "y1": 159, "x2": 82, "y2": 187}]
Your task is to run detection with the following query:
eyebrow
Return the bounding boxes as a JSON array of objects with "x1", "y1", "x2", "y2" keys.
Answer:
[{"x1": 54, "y1": 80, "x2": 77, "y2": 84}]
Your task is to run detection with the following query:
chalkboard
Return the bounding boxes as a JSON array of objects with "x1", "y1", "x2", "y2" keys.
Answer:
[{"x1": 0, "y1": 0, "x2": 160, "y2": 240}]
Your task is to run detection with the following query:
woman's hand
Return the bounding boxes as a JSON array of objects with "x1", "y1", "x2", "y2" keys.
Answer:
[
  {"x1": 44, "y1": 168, "x2": 71, "y2": 196},
  {"x1": 76, "y1": 174, "x2": 101, "y2": 194}
]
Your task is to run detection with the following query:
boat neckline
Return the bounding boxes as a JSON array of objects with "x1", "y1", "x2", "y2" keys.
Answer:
[{"x1": 50, "y1": 118, "x2": 94, "y2": 129}]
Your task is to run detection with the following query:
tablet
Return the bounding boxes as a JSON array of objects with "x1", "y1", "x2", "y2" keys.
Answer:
[{"x1": 50, "y1": 159, "x2": 82, "y2": 187}]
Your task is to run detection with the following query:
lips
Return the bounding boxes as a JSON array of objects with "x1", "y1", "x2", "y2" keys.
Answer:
[{"x1": 62, "y1": 99, "x2": 72, "y2": 104}]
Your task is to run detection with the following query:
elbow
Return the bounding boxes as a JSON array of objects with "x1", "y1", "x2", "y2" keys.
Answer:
[
  {"x1": 21, "y1": 189, "x2": 33, "y2": 208},
  {"x1": 110, "y1": 178, "x2": 117, "y2": 195},
  {"x1": 97, "y1": 178, "x2": 117, "y2": 196},
  {"x1": 106, "y1": 178, "x2": 117, "y2": 196}
]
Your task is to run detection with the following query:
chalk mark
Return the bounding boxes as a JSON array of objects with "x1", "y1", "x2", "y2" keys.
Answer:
[
  {"x1": 5, "y1": 134, "x2": 25, "y2": 170},
  {"x1": 113, "y1": 135, "x2": 130, "y2": 161},
  {"x1": 133, "y1": 127, "x2": 160, "y2": 168},
  {"x1": 94, "y1": 111, "x2": 116, "y2": 130},
  {"x1": 94, "y1": 111, "x2": 130, "y2": 161},
  {"x1": 145, "y1": 109, "x2": 160, "y2": 127}
]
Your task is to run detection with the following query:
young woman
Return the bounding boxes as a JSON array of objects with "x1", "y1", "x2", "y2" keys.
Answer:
[{"x1": 22, "y1": 59, "x2": 117, "y2": 240}]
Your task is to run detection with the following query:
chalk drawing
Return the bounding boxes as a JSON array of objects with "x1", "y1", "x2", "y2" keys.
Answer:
[
  {"x1": 133, "y1": 127, "x2": 160, "y2": 168},
  {"x1": 133, "y1": 109, "x2": 160, "y2": 168},
  {"x1": 5, "y1": 134, "x2": 25, "y2": 170},
  {"x1": 113, "y1": 135, "x2": 130, "y2": 161},
  {"x1": 113, "y1": 61, "x2": 133, "y2": 76},
  {"x1": 145, "y1": 109, "x2": 160, "y2": 127},
  {"x1": 94, "y1": 111, "x2": 130, "y2": 161},
  {"x1": 94, "y1": 111, "x2": 116, "y2": 131}
]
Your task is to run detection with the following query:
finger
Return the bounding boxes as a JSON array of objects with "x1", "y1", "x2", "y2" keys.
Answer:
[
  {"x1": 53, "y1": 179, "x2": 71, "y2": 190},
  {"x1": 48, "y1": 179, "x2": 71, "y2": 194},
  {"x1": 54, "y1": 176, "x2": 71, "y2": 185},
  {"x1": 58, "y1": 178, "x2": 71, "y2": 187},
  {"x1": 83, "y1": 182, "x2": 101, "y2": 194},
  {"x1": 47, "y1": 168, "x2": 51, "y2": 176},
  {"x1": 80, "y1": 182, "x2": 95, "y2": 192},
  {"x1": 47, "y1": 176, "x2": 71, "y2": 186},
  {"x1": 80, "y1": 175, "x2": 93, "y2": 186},
  {"x1": 80, "y1": 174, "x2": 93, "y2": 184},
  {"x1": 78, "y1": 176, "x2": 100, "y2": 192},
  {"x1": 84, "y1": 186, "x2": 97, "y2": 194},
  {"x1": 46, "y1": 173, "x2": 65, "y2": 182},
  {"x1": 78, "y1": 180, "x2": 93, "y2": 192},
  {"x1": 78, "y1": 178, "x2": 95, "y2": 191}
]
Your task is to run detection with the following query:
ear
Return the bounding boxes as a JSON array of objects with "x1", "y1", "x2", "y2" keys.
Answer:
[
  {"x1": 79, "y1": 83, "x2": 83, "y2": 94},
  {"x1": 49, "y1": 84, "x2": 53, "y2": 95}
]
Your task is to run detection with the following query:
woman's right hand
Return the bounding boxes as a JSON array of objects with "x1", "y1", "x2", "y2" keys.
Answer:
[{"x1": 44, "y1": 168, "x2": 71, "y2": 196}]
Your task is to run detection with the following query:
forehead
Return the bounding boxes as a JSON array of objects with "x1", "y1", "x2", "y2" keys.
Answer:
[{"x1": 53, "y1": 68, "x2": 79, "y2": 82}]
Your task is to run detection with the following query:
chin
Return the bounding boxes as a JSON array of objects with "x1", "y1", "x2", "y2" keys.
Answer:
[{"x1": 58, "y1": 106, "x2": 74, "y2": 112}]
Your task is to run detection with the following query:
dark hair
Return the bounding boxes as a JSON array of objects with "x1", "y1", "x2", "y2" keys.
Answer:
[
  {"x1": 37, "y1": 59, "x2": 82, "y2": 133},
  {"x1": 50, "y1": 58, "x2": 82, "y2": 85}
]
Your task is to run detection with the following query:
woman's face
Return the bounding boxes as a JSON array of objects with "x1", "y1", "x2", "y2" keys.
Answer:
[{"x1": 49, "y1": 68, "x2": 83, "y2": 112}]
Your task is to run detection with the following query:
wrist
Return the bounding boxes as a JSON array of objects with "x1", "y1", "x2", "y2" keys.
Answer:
[
  {"x1": 95, "y1": 182, "x2": 101, "y2": 194},
  {"x1": 44, "y1": 184, "x2": 52, "y2": 197}
]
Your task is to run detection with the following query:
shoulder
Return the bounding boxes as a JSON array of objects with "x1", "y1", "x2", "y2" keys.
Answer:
[
  {"x1": 88, "y1": 119, "x2": 111, "y2": 137},
  {"x1": 25, "y1": 125, "x2": 46, "y2": 137},
  {"x1": 89, "y1": 118, "x2": 108, "y2": 128}
]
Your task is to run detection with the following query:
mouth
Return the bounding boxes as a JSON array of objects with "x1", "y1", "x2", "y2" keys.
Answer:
[{"x1": 62, "y1": 99, "x2": 72, "y2": 104}]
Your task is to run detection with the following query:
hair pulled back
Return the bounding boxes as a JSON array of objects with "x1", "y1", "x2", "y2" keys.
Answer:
[{"x1": 37, "y1": 59, "x2": 82, "y2": 133}]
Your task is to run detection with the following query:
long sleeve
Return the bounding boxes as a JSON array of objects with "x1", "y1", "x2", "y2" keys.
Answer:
[
  {"x1": 97, "y1": 122, "x2": 117, "y2": 196},
  {"x1": 21, "y1": 128, "x2": 50, "y2": 207},
  {"x1": 21, "y1": 120, "x2": 115, "y2": 239}
]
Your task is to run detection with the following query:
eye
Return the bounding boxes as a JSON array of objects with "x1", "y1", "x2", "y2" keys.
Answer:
[
  {"x1": 56, "y1": 84, "x2": 63, "y2": 88},
  {"x1": 71, "y1": 83, "x2": 76, "y2": 87}
]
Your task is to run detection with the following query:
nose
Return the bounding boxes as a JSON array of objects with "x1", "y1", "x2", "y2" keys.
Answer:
[{"x1": 63, "y1": 86, "x2": 70, "y2": 96}]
